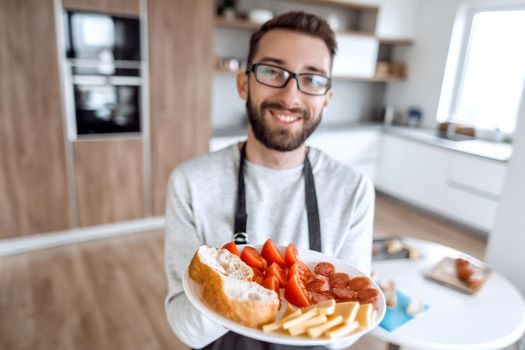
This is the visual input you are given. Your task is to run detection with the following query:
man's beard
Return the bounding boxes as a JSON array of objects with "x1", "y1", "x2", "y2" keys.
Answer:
[{"x1": 246, "y1": 92, "x2": 322, "y2": 152}]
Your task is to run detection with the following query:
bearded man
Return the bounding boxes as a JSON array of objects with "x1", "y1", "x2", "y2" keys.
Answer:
[{"x1": 164, "y1": 11, "x2": 375, "y2": 350}]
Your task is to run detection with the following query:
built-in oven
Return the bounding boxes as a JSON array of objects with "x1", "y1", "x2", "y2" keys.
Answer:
[{"x1": 61, "y1": 10, "x2": 144, "y2": 137}]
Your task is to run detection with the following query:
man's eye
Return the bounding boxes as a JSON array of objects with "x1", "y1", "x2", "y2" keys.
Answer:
[
  {"x1": 261, "y1": 68, "x2": 282, "y2": 77},
  {"x1": 304, "y1": 75, "x2": 327, "y2": 87}
]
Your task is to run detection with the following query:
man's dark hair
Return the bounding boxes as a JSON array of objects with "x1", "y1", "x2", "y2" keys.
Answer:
[{"x1": 247, "y1": 11, "x2": 337, "y2": 70}]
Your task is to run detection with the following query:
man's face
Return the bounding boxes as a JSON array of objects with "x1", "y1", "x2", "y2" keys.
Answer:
[{"x1": 237, "y1": 29, "x2": 333, "y2": 152}]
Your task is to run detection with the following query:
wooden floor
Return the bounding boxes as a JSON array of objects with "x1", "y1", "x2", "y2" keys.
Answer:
[{"x1": 0, "y1": 193, "x2": 489, "y2": 350}]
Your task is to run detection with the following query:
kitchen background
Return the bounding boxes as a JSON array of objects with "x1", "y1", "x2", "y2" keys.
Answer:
[{"x1": 1, "y1": 0, "x2": 525, "y2": 347}]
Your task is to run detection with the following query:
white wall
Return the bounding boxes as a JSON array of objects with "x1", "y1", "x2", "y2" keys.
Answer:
[
  {"x1": 485, "y1": 87, "x2": 525, "y2": 296},
  {"x1": 384, "y1": 0, "x2": 463, "y2": 128}
]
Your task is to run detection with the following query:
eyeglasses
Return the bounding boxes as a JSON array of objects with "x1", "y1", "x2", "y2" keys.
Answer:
[{"x1": 246, "y1": 63, "x2": 332, "y2": 96}]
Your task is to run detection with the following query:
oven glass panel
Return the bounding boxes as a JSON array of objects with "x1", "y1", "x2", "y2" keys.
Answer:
[{"x1": 74, "y1": 84, "x2": 141, "y2": 135}]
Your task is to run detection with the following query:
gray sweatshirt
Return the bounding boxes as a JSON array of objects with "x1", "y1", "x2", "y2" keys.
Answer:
[{"x1": 164, "y1": 143, "x2": 375, "y2": 348}]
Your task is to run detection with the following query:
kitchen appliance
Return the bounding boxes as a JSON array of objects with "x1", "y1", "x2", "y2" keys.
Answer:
[{"x1": 61, "y1": 10, "x2": 143, "y2": 137}]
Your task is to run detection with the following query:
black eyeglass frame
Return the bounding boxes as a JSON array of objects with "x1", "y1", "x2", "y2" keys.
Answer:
[{"x1": 246, "y1": 63, "x2": 332, "y2": 96}]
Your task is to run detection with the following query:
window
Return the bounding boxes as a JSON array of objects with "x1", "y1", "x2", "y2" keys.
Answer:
[{"x1": 439, "y1": 6, "x2": 525, "y2": 134}]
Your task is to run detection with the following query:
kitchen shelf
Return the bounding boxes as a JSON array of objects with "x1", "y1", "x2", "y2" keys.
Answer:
[
  {"x1": 215, "y1": 17, "x2": 406, "y2": 42},
  {"x1": 276, "y1": 0, "x2": 379, "y2": 12},
  {"x1": 215, "y1": 17, "x2": 261, "y2": 30},
  {"x1": 379, "y1": 38, "x2": 414, "y2": 46}
]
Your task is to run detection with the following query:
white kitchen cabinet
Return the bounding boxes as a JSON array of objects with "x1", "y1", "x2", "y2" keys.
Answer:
[
  {"x1": 307, "y1": 129, "x2": 380, "y2": 181},
  {"x1": 399, "y1": 141, "x2": 450, "y2": 211},
  {"x1": 350, "y1": 0, "x2": 418, "y2": 39},
  {"x1": 442, "y1": 186, "x2": 500, "y2": 232},
  {"x1": 209, "y1": 135, "x2": 245, "y2": 152},
  {"x1": 332, "y1": 34, "x2": 379, "y2": 78},
  {"x1": 375, "y1": 134, "x2": 407, "y2": 196},
  {"x1": 376, "y1": 135, "x2": 449, "y2": 210},
  {"x1": 210, "y1": 129, "x2": 381, "y2": 181},
  {"x1": 375, "y1": 133, "x2": 508, "y2": 233},
  {"x1": 448, "y1": 153, "x2": 507, "y2": 198}
]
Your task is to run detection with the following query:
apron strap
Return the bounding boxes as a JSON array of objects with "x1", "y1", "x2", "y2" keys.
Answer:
[{"x1": 234, "y1": 142, "x2": 321, "y2": 251}]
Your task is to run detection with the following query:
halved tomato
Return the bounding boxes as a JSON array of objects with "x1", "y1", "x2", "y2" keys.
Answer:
[
  {"x1": 288, "y1": 261, "x2": 312, "y2": 283},
  {"x1": 241, "y1": 246, "x2": 268, "y2": 271},
  {"x1": 261, "y1": 239, "x2": 287, "y2": 268},
  {"x1": 284, "y1": 243, "x2": 301, "y2": 267},
  {"x1": 251, "y1": 267, "x2": 264, "y2": 285},
  {"x1": 284, "y1": 273, "x2": 310, "y2": 308},
  {"x1": 222, "y1": 241, "x2": 239, "y2": 257},
  {"x1": 266, "y1": 262, "x2": 287, "y2": 288},
  {"x1": 262, "y1": 275, "x2": 281, "y2": 308}
]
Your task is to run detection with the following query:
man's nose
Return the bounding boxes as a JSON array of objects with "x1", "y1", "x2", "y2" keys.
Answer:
[{"x1": 274, "y1": 77, "x2": 302, "y2": 106}]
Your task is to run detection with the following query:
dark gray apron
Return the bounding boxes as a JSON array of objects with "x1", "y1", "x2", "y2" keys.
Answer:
[{"x1": 197, "y1": 143, "x2": 325, "y2": 349}]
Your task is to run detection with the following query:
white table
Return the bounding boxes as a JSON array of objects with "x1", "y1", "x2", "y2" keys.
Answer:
[{"x1": 370, "y1": 238, "x2": 525, "y2": 350}]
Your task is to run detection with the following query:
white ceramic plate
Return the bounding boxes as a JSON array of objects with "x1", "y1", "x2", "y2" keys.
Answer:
[{"x1": 182, "y1": 245, "x2": 386, "y2": 346}]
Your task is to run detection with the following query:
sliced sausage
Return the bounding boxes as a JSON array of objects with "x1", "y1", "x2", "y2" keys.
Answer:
[
  {"x1": 309, "y1": 291, "x2": 334, "y2": 304},
  {"x1": 348, "y1": 276, "x2": 371, "y2": 291},
  {"x1": 306, "y1": 278, "x2": 330, "y2": 293},
  {"x1": 357, "y1": 287, "x2": 379, "y2": 303},
  {"x1": 314, "y1": 262, "x2": 335, "y2": 277},
  {"x1": 332, "y1": 287, "x2": 357, "y2": 301},
  {"x1": 330, "y1": 272, "x2": 351, "y2": 288}
]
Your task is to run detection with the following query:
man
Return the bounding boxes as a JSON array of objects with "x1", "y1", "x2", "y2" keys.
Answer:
[{"x1": 165, "y1": 11, "x2": 375, "y2": 349}]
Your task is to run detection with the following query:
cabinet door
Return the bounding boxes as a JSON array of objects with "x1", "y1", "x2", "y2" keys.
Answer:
[
  {"x1": 442, "y1": 187, "x2": 499, "y2": 232},
  {"x1": 375, "y1": 135, "x2": 407, "y2": 194},
  {"x1": 62, "y1": 0, "x2": 140, "y2": 16},
  {"x1": 332, "y1": 34, "x2": 379, "y2": 78},
  {"x1": 400, "y1": 141, "x2": 450, "y2": 210},
  {"x1": 0, "y1": 0, "x2": 72, "y2": 238},
  {"x1": 307, "y1": 130, "x2": 380, "y2": 165},
  {"x1": 149, "y1": 0, "x2": 213, "y2": 215},
  {"x1": 375, "y1": 0, "x2": 417, "y2": 39},
  {"x1": 448, "y1": 153, "x2": 507, "y2": 198},
  {"x1": 73, "y1": 138, "x2": 145, "y2": 226}
]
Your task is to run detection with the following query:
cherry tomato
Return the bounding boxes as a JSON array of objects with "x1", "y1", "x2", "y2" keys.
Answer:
[
  {"x1": 285, "y1": 274, "x2": 310, "y2": 308},
  {"x1": 284, "y1": 243, "x2": 301, "y2": 267},
  {"x1": 266, "y1": 262, "x2": 287, "y2": 288},
  {"x1": 222, "y1": 241, "x2": 239, "y2": 257},
  {"x1": 288, "y1": 261, "x2": 312, "y2": 283},
  {"x1": 261, "y1": 239, "x2": 287, "y2": 268},
  {"x1": 241, "y1": 246, "x2": 268, "y2": 271}
]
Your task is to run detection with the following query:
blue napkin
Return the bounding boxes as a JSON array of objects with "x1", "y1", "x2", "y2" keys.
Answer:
[{"x1": 379, "y1": 290, "x2": 429, "y2": 332}]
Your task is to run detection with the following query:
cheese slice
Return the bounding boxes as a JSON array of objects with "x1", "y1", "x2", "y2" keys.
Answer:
[
  {"x1": 288, "y1": 314, "x2": 327, "y2": 336},
  {"x1": 304, "y1": 299, "x2": 336, "y2": 315},
  {"x1": 333, "y1": 301, "x2": 359, "y2": 323},
  {"x1": 282, "y1": 308, "x2": 318, "y2": 329},
  {"x1": 307, "y1": 315, "x2": 343, "y2": 338},
  {"x1": 262, "y1": 309, "x2": 302, "y2": 332},
  {"x1": 355, "y1": 303, "x2": 374, "y2": 329},
  {"x1": 326, "y1": 321, "x2": 359, "y2": 339}
]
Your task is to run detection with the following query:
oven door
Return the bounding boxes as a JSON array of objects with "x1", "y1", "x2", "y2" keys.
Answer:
[{"x1": 72, "y1": 75, "x2": 141, "y2": 135}]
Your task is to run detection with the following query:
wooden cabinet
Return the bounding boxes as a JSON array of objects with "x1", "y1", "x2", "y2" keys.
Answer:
[
  {"x1": 375, "y1": 134, "x2": 508, "y2": 233},
  {"x1": 0, "y1": 0, "x2": 72, "y2": 238},
  {"x1": 73, "y1": 138, "x2": 145, "y2": 226},
  {"x1": 148, "y1": 0, "x2": 214, "y2": 215},
  {"x1": 62, "y1": 0, "x2": 140, "y2": 16}
]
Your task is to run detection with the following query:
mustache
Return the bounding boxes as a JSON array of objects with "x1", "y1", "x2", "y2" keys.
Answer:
[{"x1": 260, "y1": 101, "x2": 309, "y2": 119}]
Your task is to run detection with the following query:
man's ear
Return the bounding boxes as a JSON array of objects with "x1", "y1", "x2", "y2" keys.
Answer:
[
  {"x1": 323, "y1": 89, "x2": 333, "y2": 108},
  {"x1": 236, "y1": 71, "x2": 248, "y2": 101}
]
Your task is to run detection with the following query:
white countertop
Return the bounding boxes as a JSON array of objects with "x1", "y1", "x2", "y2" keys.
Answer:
[{"x1": 211, "y1": 123, "x2": 513, "y2": 162}]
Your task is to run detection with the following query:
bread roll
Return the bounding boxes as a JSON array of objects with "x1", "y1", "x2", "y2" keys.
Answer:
[{"x1": 189, "y1": 245, "x2": 279, "y2": 328}]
